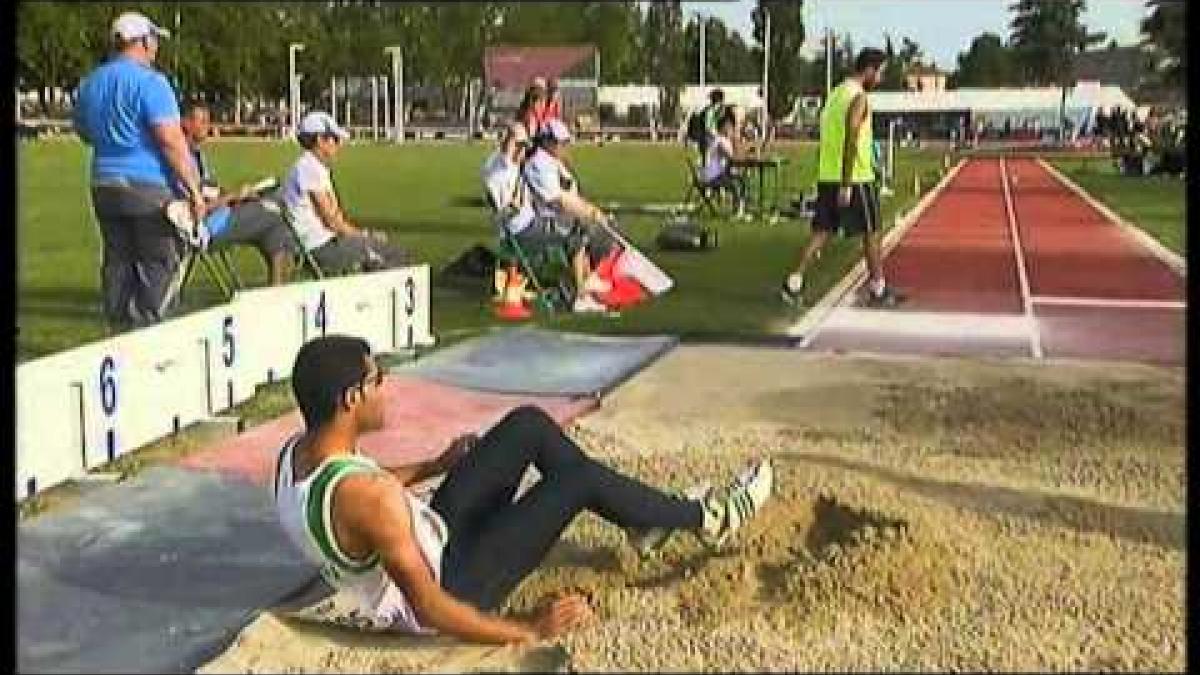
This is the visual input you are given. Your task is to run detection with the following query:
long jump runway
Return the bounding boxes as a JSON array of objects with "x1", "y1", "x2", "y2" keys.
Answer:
[{"x1": 801, "y1": 157, "x2": 1185, "y2": 365}]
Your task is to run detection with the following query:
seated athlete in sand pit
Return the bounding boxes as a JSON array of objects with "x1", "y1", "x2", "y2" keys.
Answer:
[{"x1": 273, "y1": 335, "x2": 774, "y2": 643}]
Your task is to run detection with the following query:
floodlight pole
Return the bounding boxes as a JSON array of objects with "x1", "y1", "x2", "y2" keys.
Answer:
[
  {"x1": 825, "y1": 29, "x2": 833, "y2": 98},
  {"x1": 385, "y1": 46, "x2": 404, "y2": 143},
  {"x1": 699, "y1": 16, "x2": 706, "y2": 88},
  {"x1": 371, "y1": 75, "x2": 380, "y2": 140},
  {"x1": 331, "y1": 76, "x2": 337, "y2": 125},
  {"x1": 761, "y1": 9, "x2": 771, "y2": 132},
  {"x1": 288, "y1": 43, "x2": 305, "y2": 138},
  {"x1": 382, "y1": 75, "x2": 391, "y2": 133}
]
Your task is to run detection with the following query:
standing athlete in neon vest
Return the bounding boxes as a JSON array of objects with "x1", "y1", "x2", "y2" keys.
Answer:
[{"x1": 780, "y1": 48, "x2": 905, "y2": 308}]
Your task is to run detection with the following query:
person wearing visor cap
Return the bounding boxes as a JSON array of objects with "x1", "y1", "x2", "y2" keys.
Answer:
[
  {"x1": 522, "y1": 119, "x2": 620, "y2": 313},
  {"x1": 281, "y1": 111, "x2": 411, "y2": 274},
  {"x1": 74, "y1": 10, "x2": 205, "y2": 330}
]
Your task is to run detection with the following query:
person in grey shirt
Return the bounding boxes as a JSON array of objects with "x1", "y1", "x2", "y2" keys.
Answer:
[{"x1": 73, "y1": 11, "x2": 205, "y2": 330}]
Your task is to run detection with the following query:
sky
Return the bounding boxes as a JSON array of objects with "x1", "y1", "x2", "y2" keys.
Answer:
[{"x1": 680, "y1": 0, "x2": 1149, "y2": 70}]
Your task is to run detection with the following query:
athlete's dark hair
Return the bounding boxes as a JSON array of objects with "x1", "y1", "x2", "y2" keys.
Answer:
[
  {"x1": 181, "y1": 99, "x2": 208, "y2": 118},
  {"x1": 709, "y1": 88, "x2": 725, "y2": 105},
  {"x1": 291, "y1": 335, "x2": 373, "y2": 429},
  {"x1": 855, "y1": 48, "x2": 887, "y2": 73}
]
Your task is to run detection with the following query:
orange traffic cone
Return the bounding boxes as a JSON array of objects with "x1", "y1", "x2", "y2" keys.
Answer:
[{"x1": 494, "y1": 265, "x2": 533, "y2": 320}]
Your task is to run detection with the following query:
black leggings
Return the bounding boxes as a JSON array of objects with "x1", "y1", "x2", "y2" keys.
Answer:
[{"x1": 430, "y1": 405, "x2": 702, "y2": 610}]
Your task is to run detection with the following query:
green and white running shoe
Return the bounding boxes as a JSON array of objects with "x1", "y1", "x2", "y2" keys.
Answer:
[
  {"x1": 625, "y1": 483, "x2": 711, "y2": 557},
  {"x1": 700, "y1": 458, "x2": 774, "y2": 549}
]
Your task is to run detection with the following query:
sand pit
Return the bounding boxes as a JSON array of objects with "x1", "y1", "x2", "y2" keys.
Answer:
[{"x1": 201, "y1": 348, "x2": 1184, "y2": 672}]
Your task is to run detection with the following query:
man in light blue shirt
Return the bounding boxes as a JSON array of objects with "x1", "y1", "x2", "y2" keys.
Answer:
[{"x1": 74, "y1": 11, "x2": 205, "y2": 329}]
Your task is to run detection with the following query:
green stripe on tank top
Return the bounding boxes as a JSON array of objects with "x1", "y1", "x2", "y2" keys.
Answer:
[{"x1": 305, "y1": 457, "x2": 382, "y2": 574}]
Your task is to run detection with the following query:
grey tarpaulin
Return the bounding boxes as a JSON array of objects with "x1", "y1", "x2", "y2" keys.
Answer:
[
  {"x1": 394, "y1": 328, "x2": 677, "y2": 397},
  {"x1": 17, "y1": 467, "x2": 318, "y2": 673}
]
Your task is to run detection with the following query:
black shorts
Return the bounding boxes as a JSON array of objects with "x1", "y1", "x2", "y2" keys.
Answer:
[{"x1": 812, "y1": 182, "x2": 881, "y2": 236}]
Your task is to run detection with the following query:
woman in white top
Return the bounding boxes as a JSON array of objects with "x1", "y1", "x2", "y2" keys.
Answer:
[
  {"x1": 282, "y1": 111, "x2": 410, "y2": 273},
  {"x1": 273, "y1": 335, "x2": 775, "y2": 644},
  {"x1": 700, "y1": 107, "x2": 748, "y2": 218}
]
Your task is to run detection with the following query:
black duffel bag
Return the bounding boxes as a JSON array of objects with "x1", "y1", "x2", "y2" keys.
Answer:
[{"x1": 656, "y1": 216, "x2": 718, "y2": 251}]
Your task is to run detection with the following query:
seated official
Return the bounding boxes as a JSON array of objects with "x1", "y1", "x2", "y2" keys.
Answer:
[
  {"x1": 181, "y1": 100, "x2": 295, "y2": 285},
  {"x1": 699, "y1": 108, "x2": 748, "y2": 219},
  {"x1": 520, "y1": 120, "x2": 620, "y2": 313},
  {"x1": 282, "y1": 111, "x2": 411, "y2": 275}
]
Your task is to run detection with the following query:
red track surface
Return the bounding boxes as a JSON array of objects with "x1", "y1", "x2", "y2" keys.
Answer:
[{"x1": 806, "y1": 157, "x2": 1185, "y2": 365}]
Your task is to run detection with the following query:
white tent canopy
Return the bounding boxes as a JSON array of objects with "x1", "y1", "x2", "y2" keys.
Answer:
[{"x1": 868, "y1": 84, "x2": 1135, "y2": 133}]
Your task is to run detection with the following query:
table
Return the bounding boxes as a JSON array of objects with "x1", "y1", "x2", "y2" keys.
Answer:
[{"x1": 731, "y1": 155, "x2": 790, "y2": 217}]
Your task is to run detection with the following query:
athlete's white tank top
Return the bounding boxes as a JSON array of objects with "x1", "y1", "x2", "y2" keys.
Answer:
[{"x1": 273, "y1": 435, "x2": 449, "y2": 633}]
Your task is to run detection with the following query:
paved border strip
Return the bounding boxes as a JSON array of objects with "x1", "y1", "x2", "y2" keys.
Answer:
[
  {"x1": 1036, "y1": 158, "x2": 1186, "y2": 277},
  {"x1": 788, "y1": 159, "x2": 968, "y2": 342}
]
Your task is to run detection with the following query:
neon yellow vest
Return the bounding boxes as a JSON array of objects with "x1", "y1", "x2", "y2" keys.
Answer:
[{"x1": 818, "y1": 80, "x2": 874, "y2": 184}]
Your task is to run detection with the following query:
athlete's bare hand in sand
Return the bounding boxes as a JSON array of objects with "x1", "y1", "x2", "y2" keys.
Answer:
[{"x1": 531, "y1": 592, "x2": 594, "y2": 639}]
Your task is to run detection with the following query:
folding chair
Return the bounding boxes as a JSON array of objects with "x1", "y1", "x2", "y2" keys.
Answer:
[
  {"x1": 166, "y1": 200, "x2": 240, "y2": 303},
  {"x1": 178, "y1": 245, "x2": 241, "y2": 302},
  {"x1": 681, "y1": 155, "x2": 720, "y2": 216},
  {"x1": 485, "y1": 193, "x2": 574, "y2": 312},
  {"x1": 260, "y1": 195, "x2": 326, "y2": 280}
]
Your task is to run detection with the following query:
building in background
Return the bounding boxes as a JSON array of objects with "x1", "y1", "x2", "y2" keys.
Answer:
[{"x1": 483, "y1": 44, "x2": 599, "y2": 129}]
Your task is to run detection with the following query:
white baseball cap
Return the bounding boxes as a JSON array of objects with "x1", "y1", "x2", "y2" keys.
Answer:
[
  {"x1": 112, "y1": 12, "x2": 170, "y2": 40},
  {"x1": 298, "y1": 111, "x2": 350, "y2": 141},
  {"x1": 544, "y1": 119, "x2": 572, "y2": 144}
]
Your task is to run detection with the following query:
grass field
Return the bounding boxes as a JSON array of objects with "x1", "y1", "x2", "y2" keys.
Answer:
[
  {"x1": 1048, "y1": 156, "x2": 1187, "y2": 255},
  {"x1": 18, "y1": 138, "x2": 949, "y2": 362}
]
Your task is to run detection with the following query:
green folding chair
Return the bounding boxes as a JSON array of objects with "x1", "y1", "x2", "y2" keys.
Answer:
[{"x1": 486, "y1": 193, "x2": 574, "y2": 312}]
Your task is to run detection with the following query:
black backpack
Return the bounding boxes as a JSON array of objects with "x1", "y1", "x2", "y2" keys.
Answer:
[
  {"x1": 437, "y1": 244, "x2": 499, "y2": 290},
  {"x1": 656, "y1": 216, "x2": 718, "y2": 251},
  {"x1": 686, "y1": 110, "x2": 708, "y2": 145}
]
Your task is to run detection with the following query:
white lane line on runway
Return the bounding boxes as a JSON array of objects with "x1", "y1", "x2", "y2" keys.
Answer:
[
  {"x1": 1030, "y1": 295, "x2": 1186, "y2": 310},
  {"x1": 818, "y1": 308, "x2": 1034, "y2": 341},
  {"x1": 999, "y1": 157, "x2": 1044, "y2": 359}
]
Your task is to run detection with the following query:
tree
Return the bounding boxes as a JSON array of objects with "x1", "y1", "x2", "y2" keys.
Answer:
[
  {"x1": 1008, "y1": 0, "x2": 1105, "y2": 133},
  {"x1": 1140, "y1": 0, "x2": 1185, "y2": 91},
  {"x1": 953, "y1": 32, "x2": 1018, "y2": 87},
  {"x1": 683, "y1": 16, "x2": 759, "y2": 84},
  {"x1": 643, "y1": 0, "x2": 684, "y2": 125},
  {"x1": 878, "y1": 35, "x2": 927, "y2": 90},
  {"x1": 751, "y1": 0, "x2": 806, "y2": 120}
]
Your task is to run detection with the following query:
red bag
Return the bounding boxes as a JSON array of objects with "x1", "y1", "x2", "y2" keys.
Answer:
[{"x1": 594, "y1": 247, "x2": 648, "y2": 309}]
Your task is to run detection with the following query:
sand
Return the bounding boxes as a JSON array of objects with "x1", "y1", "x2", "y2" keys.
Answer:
[{"x1": 199, "y1": 347, "x2": 1185, "y2": 673}]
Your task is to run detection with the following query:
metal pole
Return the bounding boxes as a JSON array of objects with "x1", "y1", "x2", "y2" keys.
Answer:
[
  {"x1": 331, "y1": 76, "x2": 337, "y2": 124},
  {"x1": 371, "y1": 75, "x2": 379, "y2": 140},
  {"x1": 699, "y1": 17, "x2": 706, "y2": 88},
  {"x1": 887, "y1": 118, "x2": 897, "y2": 185},
  {"x1": 825, "y1": 29, "x2": 833, "y2": 98},
  {"x1": 382, "y1": 75, "x2": 391, "y2": 134},
  {"x1": 762, "y1": 10, "x2": 770, "y2": 132},
  {"x1": 385, "y1": 47, "x2": 403, "y2": 143},
  {"x1": 288, "y1": 43, "x2": 304, "y2": 138}
]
